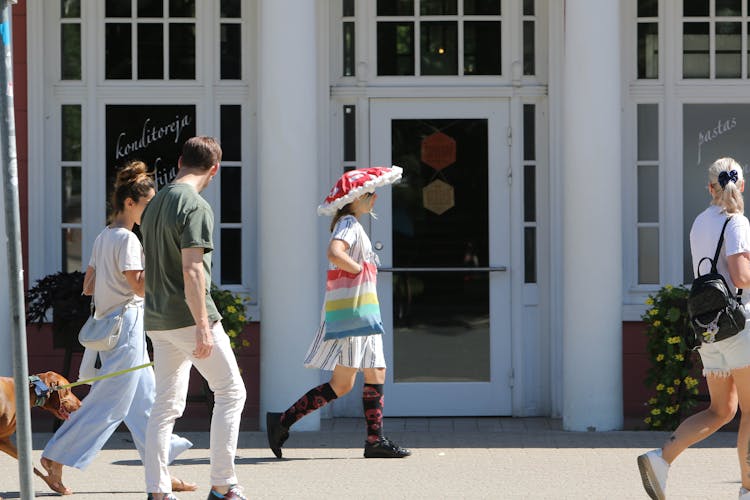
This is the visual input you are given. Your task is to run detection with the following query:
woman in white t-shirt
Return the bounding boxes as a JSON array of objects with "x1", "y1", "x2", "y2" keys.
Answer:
[
  {"x1": 40, "y1": 161, "x2": 196, "y2": 495},
  {"x1": 638, "y1": 157, "x2": 750, "y2": 500}
]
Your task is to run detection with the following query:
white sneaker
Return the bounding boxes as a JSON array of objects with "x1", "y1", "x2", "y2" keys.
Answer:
[
  {"x1": 739, "y1": 486, "x2": 750, "y2": 499},
  {"x1": 637, "y1": 449, "x2": 669, "y2": 500}
]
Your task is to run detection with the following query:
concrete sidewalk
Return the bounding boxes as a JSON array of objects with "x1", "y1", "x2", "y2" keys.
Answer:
[{"x1": 0, "y1": 417, "x2": 744, "y2": 499}]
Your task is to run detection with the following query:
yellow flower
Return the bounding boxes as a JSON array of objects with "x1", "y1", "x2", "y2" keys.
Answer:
[
  {"x1": 648, "y1": 397, "x2": 658, "y2": 405},
  {"x1": 242, "y1": 339, "x2": 250, "y2": 347},
  {"x1": 644, "y1": 417, "x2": 652, "y2": 424},
  {"x1": 665, "y1": 406, "x2": 676, "y2": 414},
  {"x1": 649, "y1": 309, "x2": 659, "y2": 316},
  {"x1": 665, "y1": 285, "x2": 673, "y2": 291},
  {"x1": 653, "y1": 320, "x2": 662, "y2": 327},
  {"x1": 656, "y1": 354, "x2": 665, "y2": 362},
  {"x1": 666, "y1": 387, "x2": 675, "y2": 394},
  {"x1": 235, "y1": 297, "x2": 243, "y2": 305},
  {"x1": 656, "y1": 384, "x2": 665, "y2": 391},
  {"x1": 684, "y1": 376, "x2": 699, "y2": 389},
  {"x1": 667, "y1": 336, "x2": 681, "y2": 344},
  {"x1": 238, "y1": 315, "x2": 246, "y2": 322},
  {"x1": 674, "y1": 354, "x2": 684, "y2": 361},
  {"x1": 673, "y1": 379, "x2": 681, "y2": 386},
  {"x1": 645, "y1": 297, "x2": 654, "y2": 305},
  {"x1": 653, "y1": 420, "x2": 662, "y2": 427},
  {"x1": 226, "y1": 305, "x2": 237, "y2": 314},
  {"x1": 651, "y1": 408, "x2": 661, "y2": 415}
]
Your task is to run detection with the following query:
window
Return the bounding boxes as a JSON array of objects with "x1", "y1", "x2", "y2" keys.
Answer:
[
  {"x1": 637, "y1": 0, "x2": 659, "y2": 79},
  {"x1": 376, "y1": 0, "x2": 502, "y2": 76},
  {"x1": 61, "y1": 0, "x2": 82, "y2": 80},
  {"x1": 342, "y1": 0, "x2": 356, "y2": 77},
  {"x1": 61, "y1": 104, "x2": 83, "y2": 273},
  {"x1": 682, "y1": 0, "x2": 746, "y2": 79},
  {"x1": 636, "y1": 104, "x2": 660, "y2": 285},
  {"x1": 523, "y1": 104, "x2": 537, "y2": 283},
  {"x1": 104, "y1": 0, "x2": 197, "y2": 80}
]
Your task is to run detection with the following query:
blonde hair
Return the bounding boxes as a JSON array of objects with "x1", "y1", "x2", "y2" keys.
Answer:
[{"x1": 708, "y1": 157, "x2": 745, "y2": 214}]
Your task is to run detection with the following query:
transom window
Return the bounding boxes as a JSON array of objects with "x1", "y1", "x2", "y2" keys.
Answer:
[
  {"x1": 682, "y1": 0, "x2": 750, "y2": 79},
  {"x1": 375, "y1": 0, "x2": 503, "y2": 76}
]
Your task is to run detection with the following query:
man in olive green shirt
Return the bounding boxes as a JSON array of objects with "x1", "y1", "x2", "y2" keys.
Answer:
[{"x1": 141, "y1": 136, "x2": 247, "y2": 500}]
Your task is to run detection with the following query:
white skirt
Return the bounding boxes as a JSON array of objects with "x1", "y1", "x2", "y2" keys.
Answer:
[{"x1": 303, "y1": 311, "x2": 386, "y2": 371}]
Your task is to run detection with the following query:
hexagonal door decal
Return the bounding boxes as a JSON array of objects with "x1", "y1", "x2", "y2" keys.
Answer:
[{"x1": 422, "y1": 178, "x2": 455, "y2": 215}]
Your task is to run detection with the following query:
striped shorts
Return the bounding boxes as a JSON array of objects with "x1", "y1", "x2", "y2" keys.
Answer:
[{"x1": 303, "y1": 319, "x2": 386, "y2": 371}]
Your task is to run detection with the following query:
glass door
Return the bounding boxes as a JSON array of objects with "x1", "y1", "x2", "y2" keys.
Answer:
[{"x1": 370, "y1": 99, "x2": 511, "y2": 415}]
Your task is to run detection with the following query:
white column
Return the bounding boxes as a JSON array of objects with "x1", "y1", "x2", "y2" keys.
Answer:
[
  {"x1": 561, "y1": 0, "x2": 623, "y2": 431},
  {"x1": 258, "y1": 0, "x2": 322, "y2": 431}
]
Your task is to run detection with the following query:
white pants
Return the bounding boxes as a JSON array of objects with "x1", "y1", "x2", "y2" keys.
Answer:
[{"x1": 145, "y1": 322, "x2": 246, "y2": 493}]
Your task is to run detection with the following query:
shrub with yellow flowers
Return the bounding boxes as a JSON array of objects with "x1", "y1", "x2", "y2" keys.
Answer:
[
  {"x1": 641, "y1": 284, "x2": 701, "y2": 430},
  {"x1": 211, "y1": 284, "x2": 252, "y2": 357}
]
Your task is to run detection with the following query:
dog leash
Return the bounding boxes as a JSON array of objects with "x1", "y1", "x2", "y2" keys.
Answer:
[{"x1": 52, "y1": 362, "x2": 155, "y2": 391}]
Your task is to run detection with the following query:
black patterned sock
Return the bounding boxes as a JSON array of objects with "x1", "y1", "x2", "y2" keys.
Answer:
[
  {"x1": 363, "y1": 383, "x2": 385, "y2": 444},
  {"x1": 280, "y1": 383, "x2": 338, "y2": 429}
]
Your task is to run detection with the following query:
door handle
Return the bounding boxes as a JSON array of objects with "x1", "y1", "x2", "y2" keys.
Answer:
[{"x1": 378, "y1": 266, "x2": 507, "y2": 273}]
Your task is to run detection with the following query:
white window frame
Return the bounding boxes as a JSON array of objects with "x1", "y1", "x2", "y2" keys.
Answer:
[{"x1": 27, "y1": 0, "x2": 258, "y2": 318}]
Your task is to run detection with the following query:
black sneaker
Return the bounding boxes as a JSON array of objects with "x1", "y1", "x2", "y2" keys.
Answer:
[
  {"x1": 364, "y1": 437, "x2": 411, "y2": 458},
  {"x1": 266, "y1": 412, "x2": 289, "y2": 459}
]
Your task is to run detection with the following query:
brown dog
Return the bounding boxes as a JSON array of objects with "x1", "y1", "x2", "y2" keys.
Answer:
[{"x1": 0, "y1": 371, "x2": 81, "y2": 494}]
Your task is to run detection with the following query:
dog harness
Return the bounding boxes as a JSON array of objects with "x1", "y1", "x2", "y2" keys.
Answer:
[{"x1": 28, "y1": 375, "x2": 51, "y2": 407}]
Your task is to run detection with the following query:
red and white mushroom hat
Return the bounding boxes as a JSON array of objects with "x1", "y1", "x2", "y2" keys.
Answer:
[{"x1": 317, "y1": 165, "x2": 403, "y2": 216}]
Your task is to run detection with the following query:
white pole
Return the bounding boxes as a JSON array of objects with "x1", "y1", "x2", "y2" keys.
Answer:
[
  {"x1": 561, "y1": 0, "x2": 624, "y2": 431},
  {"x1": 0, "y1": 0, "x2": 35, "y2": 496}
]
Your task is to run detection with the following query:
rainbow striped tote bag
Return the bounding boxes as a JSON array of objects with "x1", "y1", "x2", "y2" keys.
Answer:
[{"x1": 323, "y1": 261, "x2": 385, "y2": 340}]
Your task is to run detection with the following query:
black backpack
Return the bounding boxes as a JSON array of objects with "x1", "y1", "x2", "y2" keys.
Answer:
[{"x1": 687, "y1": 217, "x2": 746, "y2": 349}]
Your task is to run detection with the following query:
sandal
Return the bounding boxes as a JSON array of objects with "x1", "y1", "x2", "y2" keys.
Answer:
[
  {"x1": 40, "y1": 456, "x2": 73, "y2": 495},
  {"x1": 171, "y1": 477, "x2": 198, "y2": 492}
]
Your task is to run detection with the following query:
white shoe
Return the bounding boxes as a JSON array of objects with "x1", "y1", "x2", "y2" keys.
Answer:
[
  {"x1": 740, "y1": 486, "x2": 750, "y2": 499},
  {"x1": 637, "y1": 449, "x2": 669, "y2": 500}
]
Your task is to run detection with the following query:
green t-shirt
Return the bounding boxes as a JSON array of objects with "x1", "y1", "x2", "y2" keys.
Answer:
[{"x1": 141, "y1": 182, "x2": 221, "y2": 330}]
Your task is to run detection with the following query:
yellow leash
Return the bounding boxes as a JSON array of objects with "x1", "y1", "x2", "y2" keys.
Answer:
[{"x1": 53, "y1": 362, "x2": 154, "y2": 390}]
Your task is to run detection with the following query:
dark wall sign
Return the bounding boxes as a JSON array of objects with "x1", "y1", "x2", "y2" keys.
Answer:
[
  {"x1": 683, "y1": 104, "x2": 750, "y2": 282},
  {"x1": 105, "y1": 105, "x2": 196, "y2": 199}
]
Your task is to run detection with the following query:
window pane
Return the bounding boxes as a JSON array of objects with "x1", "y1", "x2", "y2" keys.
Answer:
[
  {"x1": 138, "y1": 24, "x2": 163, "y2": 79},
  {"x1": 637, "y1": 103, "x2": 658, "y2": 161},
  {"x1": 377, "y1": 22, "x2": 415, "y2": 75},
  {"x1": 169, "y1": 0, "x2": 195, "y2": 17},
  {"x1": 638, "y1": 165, "x2": 659, "y2": 223},
  {"x1": 421, "y1": 0, "x2": 457, "y2": 15},
  {"x1": 524, "y1": 227, "x2": 536, "y2": 283},
  {"x1": 716, "y1": 22, "x2": 741, "y2": 78},
  {"x1": 62, "y1": 167, "x2": 81, "y2": 223},
  {"x1": 221, "y1": 0, "x2": 241, "y2": 18},
  {"x1": 464, "y1": 0, "x2": 501, "y2": 15},
  {"x1": 683, "y1": 0, "x2": 709, "y2": 16},
  {"x1": 343, "y1": 22, "x2": 356, "y2": 76},
  {"x1": 61, "y1": 0, "x2": 80, "y2": 18},
  {"x1": 344, "y1": 105, "x2": 356, "y2": 162},
  {"x1": 106, "y1": 0, "x2": 131, "y2": 17},
  {"x1": 637, "y1": 22, "x2": 659, "y2": 79},
  {"x1": 343, "y1": 0, "x2": 355, "y2": 17},
  {"x1": 106, "y1": 23, "x2": 132, "y2": 79},
  {"x1": 523, "y1": 104, "x2": 535, "y2": 161},
  {"x1": 716, "y1": 0, "x2": 742, "y2": 16},
  {"x1": 62, "y1": 228, "x2": 82, "y2": 273},
  {"x1": 220, "y1": 105, "x2": 242, "y2": 161},
  {"x1": 523, "y1": 21, "x2": 535, "y2": 75},
  {"x1": 524, "y1": 165, "x2": 536, "y2": 222},
  {"x1": 683, "y1": 22, "x2": 709, "y2": 78},
  {"x1": 638, "y1": 0, "x2": 657, "y2": 17},
  {"x1": 221, "y1": 228, "x2": 242, "y2": 284},
  {"x1": 638, "y1": 227, "x2": 659, "y2": 284},
  {"x1": 464, "y1": 21, "x2": 500, "y2": 75},
  {"x1": 220, "y1": 169, "x2": 242, "y2": 223},
  {"x1": 61, "y1": 105, "x2": 81, "y2": 162},
  {"x1": 220, "y1": 24, "x2": 241, "y2": 79},
  {"x1": 523, "y1": 0, "x2": 535, "y2": 16},
  {"x1": 421, "y1": 22, "x2": 457, "y2": 75},
  {"x1": 169, "y1": 23, "x2": 196, "y2": 79},
  {"x1": 377, "y1": 0, "x2": 414, "y2": 16},
  {"x1": 61, "y1": 24, "x2": 81, "y2": 80},
  {"x1": 138, "y1": 0, "x2": 163, "y2": 17}
]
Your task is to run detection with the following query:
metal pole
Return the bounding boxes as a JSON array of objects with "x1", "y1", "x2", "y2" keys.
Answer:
[{"x1": 0, "y1": 1, "x2": 35, "y2": 498}]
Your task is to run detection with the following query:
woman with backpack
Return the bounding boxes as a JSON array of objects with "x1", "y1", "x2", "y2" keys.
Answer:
[{"x1": 638, "y1": 157, "x2": 750, "y2": 500}]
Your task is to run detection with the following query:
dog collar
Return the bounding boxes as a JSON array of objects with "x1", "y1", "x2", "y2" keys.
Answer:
[{"x1": 28, "y1": 375, "x2": 51, "y2": 407}]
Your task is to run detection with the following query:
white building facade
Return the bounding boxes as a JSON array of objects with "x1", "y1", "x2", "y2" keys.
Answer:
[{"x1": 5, "y1": 0, "x2": 745, "y2": 431}]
